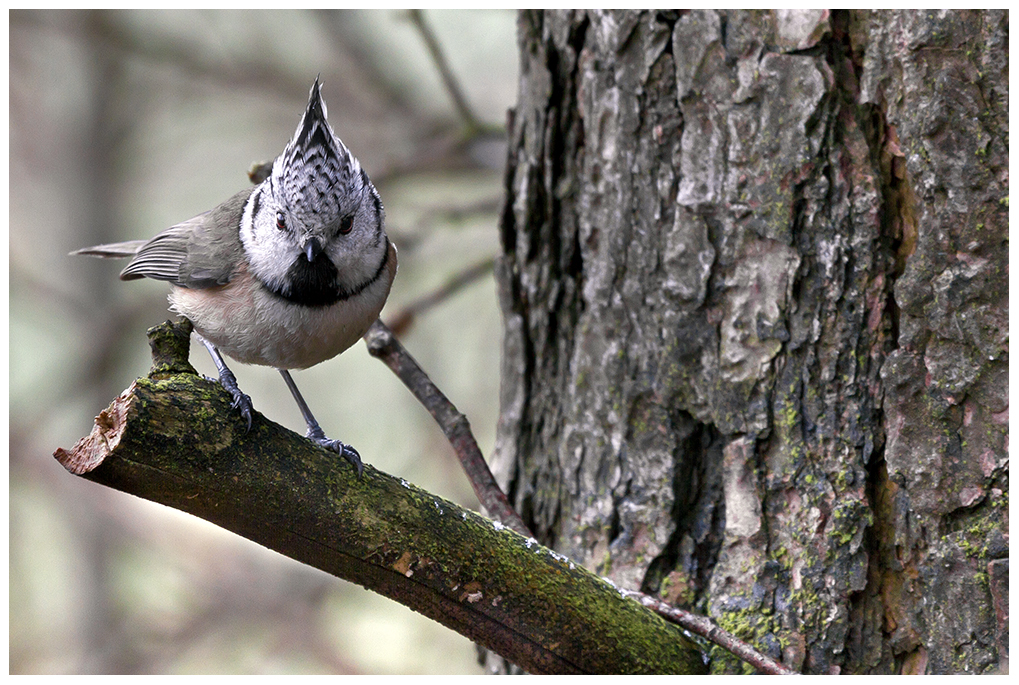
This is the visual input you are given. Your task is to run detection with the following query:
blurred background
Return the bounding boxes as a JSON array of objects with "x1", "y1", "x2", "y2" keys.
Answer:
[{"x1": 10, "y1": 9, "x2": 518, "y2": 674}]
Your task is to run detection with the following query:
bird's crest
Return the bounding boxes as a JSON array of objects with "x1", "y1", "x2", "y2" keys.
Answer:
[{"x1": 274, "y1": 77, "x2": 361, "y2": 227}]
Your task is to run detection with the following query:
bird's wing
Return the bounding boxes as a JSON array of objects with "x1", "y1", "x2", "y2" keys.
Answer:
[
  {"x1": 118, "y1": 220, "x2": 198, "y2": 283},
  {"x1": 119, "y1": 188, "x2": 252, "y2": 289}
]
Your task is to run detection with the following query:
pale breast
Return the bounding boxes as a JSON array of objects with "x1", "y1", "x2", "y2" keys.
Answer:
[{"x1": 168, "y1": 246, "x2": 395, "y2": 370}]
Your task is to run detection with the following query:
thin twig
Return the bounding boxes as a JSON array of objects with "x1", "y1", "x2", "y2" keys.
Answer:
[
  {"x1": 406, "y1": 9, "x2": 484, "y2": 134},
  {"x1": 416, "y1": 195, "x2": 502, "y2": 230},
  {"x1": 385, "y1": 257, "x2": 495, "y2": 336},
  {"x1": 364, "y1": 319, "x2": 796, "y2": 674},
  {"x1": 619, "y1": 590, "x2": 797, "y2": 675},
  {"x1": 362, "y1": 320, "x2": 529, "y2": 537}
]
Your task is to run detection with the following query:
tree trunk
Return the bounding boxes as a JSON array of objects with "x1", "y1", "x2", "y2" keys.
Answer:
[{"x1": 493, "y1": 9, "x2": 1007, "y2": 674}]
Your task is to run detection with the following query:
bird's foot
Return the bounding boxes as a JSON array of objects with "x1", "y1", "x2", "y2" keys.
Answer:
[
  {"x1": 196, "y1": 334, "x2": 254, "y2": 431},
  {"x1": 215, "y1": 369, "x2": 253, "y2": 431},
  {"x1": 307, "y1": 426, "x2": 363, "y2": 476}
]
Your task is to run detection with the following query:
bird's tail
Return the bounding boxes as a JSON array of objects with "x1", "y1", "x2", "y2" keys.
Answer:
[{"x1": 71, "y1": 241, "x2": 147, "y2": 259}]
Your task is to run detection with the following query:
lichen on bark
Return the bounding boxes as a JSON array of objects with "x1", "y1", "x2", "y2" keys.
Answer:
[{"x1": 495, "y1": 9, "x2": 1007, "y2": 674}]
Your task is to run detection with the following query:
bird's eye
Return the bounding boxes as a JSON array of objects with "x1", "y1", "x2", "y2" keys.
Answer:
[
  {"x1": 275, "y1": 211, "x2": 287, "y2": 231},
  {"x1": 338, "y1": 216, "x2": 354, "y2": 235}
]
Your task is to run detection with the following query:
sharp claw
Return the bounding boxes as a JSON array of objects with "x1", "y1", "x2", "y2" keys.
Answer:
[
  {"x1": 234, "y1": 396, "x2": 253, "y2": 431},
  {"x1": 277, "y1": 369, "x2": 361, "y2": 475},
  {"x1": 195, "y1": 335, "x2": 254, "y2": 432},
  {"x1": 218, "y1": 379, "x2": 253, "y2": 431},
  {"x1": 341, "y1": 443, "x2": 364, "y2": 477},
  {"x1": 307, "y1": 432, "x2": 364, "y2": 476}
]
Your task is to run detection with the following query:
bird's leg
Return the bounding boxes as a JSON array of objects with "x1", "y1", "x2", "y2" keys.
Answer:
[
  {"x1": 195, "y1": 333, "x2": 253, "y2": 430},
  {"x1": 278, "y1": 369, "x2": 363, "y2": 475}
]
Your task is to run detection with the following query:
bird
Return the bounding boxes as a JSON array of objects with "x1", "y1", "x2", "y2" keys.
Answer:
[{"x1": 74, "y1": 78, "x2": 397, "y2": 475}]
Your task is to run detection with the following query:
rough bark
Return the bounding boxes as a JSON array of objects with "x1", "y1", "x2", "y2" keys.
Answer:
[{"x1": 493, "y1": 9, "x2": 1007, "y2": 674}]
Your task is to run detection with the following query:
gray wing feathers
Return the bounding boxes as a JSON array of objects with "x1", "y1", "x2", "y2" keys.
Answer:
[
  {"x1": 72, "y1": 240, "x2": 148, "y2": 258},
  {"x1": 79, "y1": 188, "x2": 252, "y2": 290},
  {"x1": 175, "y1": 189, "x2": 250, "y2": 288},
  {"x1": 119, "y1": 224, "x2": 196, "y2": 282}
]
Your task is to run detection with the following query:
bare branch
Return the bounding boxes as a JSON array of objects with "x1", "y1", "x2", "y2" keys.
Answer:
[
  {"x1": 620, "y1": 590, "x2": 797, "y2": 676},
  {"x1": 405, "y1": 9, "x2": 489, "y2": 135},
  {"x1": 363, "y1": 320, "x2": 527, "y2": 536},
  {"x1": 365, "y1": 318, "x2": 797, "y2": 675}
]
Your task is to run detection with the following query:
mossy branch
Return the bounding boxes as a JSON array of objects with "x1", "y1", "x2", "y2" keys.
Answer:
[{"x1": 55, "y1": 320, "x2": 705, "y2": 675}]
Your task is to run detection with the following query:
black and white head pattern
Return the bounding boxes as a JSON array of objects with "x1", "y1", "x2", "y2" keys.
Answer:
[
  {"x1": 273, "y1": 77, "x2": 361, "y2": 230},
  {"x1": 239, "y1": 77, "x2": 387, "y2": 308}
]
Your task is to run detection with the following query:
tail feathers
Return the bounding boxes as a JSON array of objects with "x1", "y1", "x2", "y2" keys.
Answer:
[{"x1": 71, "y1": 240, "x2": 147, "y2": 259}]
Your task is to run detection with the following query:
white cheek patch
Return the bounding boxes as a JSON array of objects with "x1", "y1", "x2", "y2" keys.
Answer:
[
  {"x1": 239, "y1": 185, "x2": 261, "y2": 247},
  {"x1": 239, "y1": 184, "x2": 299, "y2": 292},
  {"x1": 324, "y1": 203, "x2": 387, "y2": 287}
]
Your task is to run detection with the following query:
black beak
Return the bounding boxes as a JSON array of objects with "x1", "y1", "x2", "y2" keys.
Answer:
[{"x1": 304, "y1": 237, "x2": 323, "y2": 262}]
